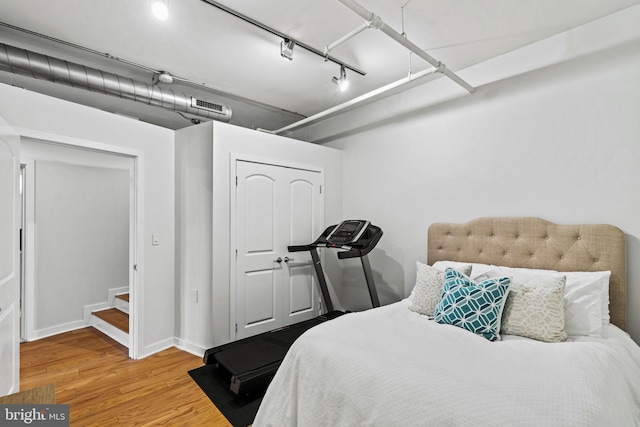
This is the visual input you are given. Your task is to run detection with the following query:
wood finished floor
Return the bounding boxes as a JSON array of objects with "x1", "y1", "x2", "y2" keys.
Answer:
[{"x1": 20, "y1": 327, "x2": 232, "y2": 426}]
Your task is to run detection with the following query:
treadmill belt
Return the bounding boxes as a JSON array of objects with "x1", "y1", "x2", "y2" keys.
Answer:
[
  {"x1": 205, "y1": 313, "x2": 350, "y2": 396},
  {"x1": 213, "y1": 317, "x2": 326, "y2": 377},
  {"x1": 263, "y1": 317, "x2": 325, "y2": 347},
  {"x1": 214, "y1": 339, "x2": 287, "y2": 377}
]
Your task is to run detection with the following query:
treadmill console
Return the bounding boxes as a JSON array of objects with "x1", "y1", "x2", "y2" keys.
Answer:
[
  {"x1": 288, "y1": 219, "x2": 383, "y2": 259},
  {"x1": 326, "y1": 220, "x2": 370, "y2": 245}
]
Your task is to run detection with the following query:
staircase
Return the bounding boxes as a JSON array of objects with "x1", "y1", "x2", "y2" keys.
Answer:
[{"x1": 91, "y1": 293, "x2": 130, "y2": 348}]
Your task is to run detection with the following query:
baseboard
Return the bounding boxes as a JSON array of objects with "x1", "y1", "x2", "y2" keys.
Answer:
[
  {"x1": 133, "y1": 338, "x2": 206, "y2": 360},
  {"x1": 137, "y1": 338, "x2": 175, "y2": 359},
  {"x1": 31, "y1": 320, "x2": 88, "y2": 341},
  {"x1": 174, "y1": 338, "x2": 207, "y2": 358}
]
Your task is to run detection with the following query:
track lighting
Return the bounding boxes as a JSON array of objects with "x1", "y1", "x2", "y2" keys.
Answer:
[
  {"x1": 331, "y1": 65, "x2": 349, "y2": 91},
  {"x1": 151, "y1": 0, "x2": 169, "y2": 20},
  {"x1": 280, "y1": 39, "x2": 295, "y2": 61}
]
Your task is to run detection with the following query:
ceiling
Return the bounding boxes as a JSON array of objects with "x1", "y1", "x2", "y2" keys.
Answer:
[{"x1": 1, "y1": 0, "x2": 639, "y2": 132}]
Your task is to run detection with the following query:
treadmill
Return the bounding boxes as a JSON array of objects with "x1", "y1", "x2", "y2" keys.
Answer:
[{"x1": 203, "y1": 220, "x2": 383, "y2": 396}]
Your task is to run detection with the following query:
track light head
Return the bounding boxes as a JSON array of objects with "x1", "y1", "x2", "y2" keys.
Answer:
[
  {"x1": 331, "y1": 65, "x2": 348, "y2": 91},
  {"x1": 280, "y1": 39, "x2": 295, "y2": 61}
]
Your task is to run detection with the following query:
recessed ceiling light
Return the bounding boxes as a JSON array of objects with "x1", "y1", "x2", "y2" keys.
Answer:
[{"x1": 151, "y1": 0, "x2": 169, "y2": 20}]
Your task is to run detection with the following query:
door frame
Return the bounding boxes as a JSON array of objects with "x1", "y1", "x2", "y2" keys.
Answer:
[
  {"x1": 20, "y1": 160, "x2": 33, "y2": 342},
  {"x1": 0, "y1": 116, "x2": 20, "y2": 395},
  {"x1": 229, "y1": 153, "x2": 325, "y2": 341},
  {"x1": 13, "y1": 127, "x2": 143, "y2": 359}
]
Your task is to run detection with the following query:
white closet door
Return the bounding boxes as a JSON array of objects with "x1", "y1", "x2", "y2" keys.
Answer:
[
  {"x1": 0, "y1": 119, "x2": 20, "y2": 396},
  {"x1": 235, "y1": 160, "x2": 322, "y2": 340}
]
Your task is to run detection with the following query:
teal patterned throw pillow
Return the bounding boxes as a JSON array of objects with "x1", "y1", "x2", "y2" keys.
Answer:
[{"x1": 434, "y1": 268, "x2": 510, "y2": 341}]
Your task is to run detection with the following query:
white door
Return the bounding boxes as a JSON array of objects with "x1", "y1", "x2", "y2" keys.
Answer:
[
  {"x1": 0, "y1": 118, "x2": 20, "y2": 396},
  {"x1": 235, "y1": 160, "x2": 323, "y2": 340}
]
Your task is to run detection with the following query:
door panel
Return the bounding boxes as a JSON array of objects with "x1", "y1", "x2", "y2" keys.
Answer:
[
  {"x1": 244, "y1": 270, "x2": 277, "y2": 326},
  {"x1": 236, "y1": 163, "x2": 287, "y2": 338},
  {"x1": 288, "y1": 264, "x2": 314, "y2": 314},
  {"x1": 0, "y1": 118, "x2": 20, "y2": 396},
  {"x1": 285, "y1": 176, "x2": 320, "y2": 323},
  {"x1": 235, "y1": 160, "x2": 322, "y2": 340},
  {"x1": 289, "y1": 180, "x2": 314, "y2": 245},
  {"x1": 245, "y1": 175, "x2": 275, "y2": 254}
]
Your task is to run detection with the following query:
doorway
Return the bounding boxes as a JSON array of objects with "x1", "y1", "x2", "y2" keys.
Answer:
[{"x1": 18, "y1": 135, "x2": 141, "y2": 359}]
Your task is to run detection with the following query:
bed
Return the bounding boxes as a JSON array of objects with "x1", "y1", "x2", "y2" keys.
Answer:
[{"x1": 253, "y1": 217, "x2": 640, "y2": 426}]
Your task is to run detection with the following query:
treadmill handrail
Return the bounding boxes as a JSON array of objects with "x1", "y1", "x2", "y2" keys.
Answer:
[{"x1": 288, "y1": 244, "x2": 313, "y2": 252}]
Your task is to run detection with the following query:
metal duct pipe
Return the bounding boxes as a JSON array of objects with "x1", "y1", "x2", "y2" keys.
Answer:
[
  {"x1": 336, "y1": 0, "x2": 475, "y2": 94},
  {"x1": 0, "y1": 42, "x2": 232, "y2": 122}
]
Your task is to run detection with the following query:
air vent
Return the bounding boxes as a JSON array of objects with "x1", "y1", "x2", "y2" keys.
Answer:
[
  {"x1": 188, "y1": 96, "x2": 232, "y2": 122},
  {"x1": 191, "y1": 97, "x2": 224, "y2": 113}
]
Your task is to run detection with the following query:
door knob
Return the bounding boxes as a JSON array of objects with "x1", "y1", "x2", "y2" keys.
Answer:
[
  {"x1": 274, "y1": 257, "x2": 283, "y2": 263},
  {"x1": 284, "y1": 257, "x2": 294, "y2": 263}
]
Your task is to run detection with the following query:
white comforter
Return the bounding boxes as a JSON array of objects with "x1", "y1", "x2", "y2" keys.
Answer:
[{"x1": 253, "y1": 299, "x2": 640, "y2": 427}]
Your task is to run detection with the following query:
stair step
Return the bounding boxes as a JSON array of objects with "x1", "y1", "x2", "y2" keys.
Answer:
[
  {"x1": 115, "y1": 293, "x2": 129, "y2": 303},
  {"x1": 93, "y1": 308, "x2": 129, "y2": 333}
]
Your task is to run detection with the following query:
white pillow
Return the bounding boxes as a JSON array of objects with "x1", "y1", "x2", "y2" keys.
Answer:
[
  {"x1": 471, "y1": 265, "x2": 564, "y2": 281},
  {"x1": 474, "y1": 265, "x2": 608, "y2": 337},
  {"x1": 432, "y1": 260, "x2": 492, "y2": 278},
  {"x1": 563, "y1": 271, "x2": 611, "y2": 325},
  {"x1": 409, "y1": 262, "x2": 472, "y2": 317}
]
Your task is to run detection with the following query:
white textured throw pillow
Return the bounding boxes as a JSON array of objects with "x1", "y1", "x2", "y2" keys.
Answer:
[
  {"x1": 409, "y1": 262, "x2": 472, "y2": 317},
  {"x1": 501, "y1": 276, "x2": 568, "y2": 342}
]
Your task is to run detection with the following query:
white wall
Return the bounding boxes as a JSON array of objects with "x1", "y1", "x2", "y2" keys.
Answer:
[
  {"x1": 301, "y1": 6, "x2": 640, "y2": 342},
  {"x1": 0, "y1": 84, "x2": 175, "y2": 357},
  {"x1": 175, "y1": 121, "x2": 343, "y2": 353},
  {"x1": 175, "y1": 123, "x2": 213, "y2": 354}
]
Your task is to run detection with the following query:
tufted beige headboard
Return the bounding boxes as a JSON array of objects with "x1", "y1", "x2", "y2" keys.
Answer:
[{"x1": 427, "y1": 217, "x2": 627, "y2": 330}]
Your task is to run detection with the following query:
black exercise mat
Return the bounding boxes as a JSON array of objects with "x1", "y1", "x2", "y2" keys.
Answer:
[{"x1": 188, "y1": 364, "x2": 264, "y2": 427}]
